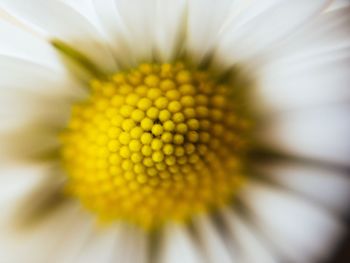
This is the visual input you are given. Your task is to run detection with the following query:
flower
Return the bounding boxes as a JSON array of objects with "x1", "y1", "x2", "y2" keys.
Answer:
[{"x1": 0, "y1": 0, "x2": 350, "y2": 262}]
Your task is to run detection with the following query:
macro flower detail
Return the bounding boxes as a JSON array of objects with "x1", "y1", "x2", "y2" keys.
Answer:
[
  {"x1": 61, "y1": 61, "x2": 250, "y2": 228},
  {"x1": 0, "y1": 0, "x2": 350, "y2": 263}
]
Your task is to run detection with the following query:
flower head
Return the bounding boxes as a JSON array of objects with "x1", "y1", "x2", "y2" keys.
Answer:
[{"x1": 0, "y1": 0, "x2": 350, "y2": 262}]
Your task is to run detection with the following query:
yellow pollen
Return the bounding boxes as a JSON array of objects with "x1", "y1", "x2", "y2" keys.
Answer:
[{"x1": 61, "y1": 62, "x2": 250, "y2": 229}]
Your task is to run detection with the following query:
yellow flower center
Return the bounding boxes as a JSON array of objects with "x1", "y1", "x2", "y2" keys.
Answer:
[{"x1": 61, "y1": 62, "x2": 250, "y2": 229}]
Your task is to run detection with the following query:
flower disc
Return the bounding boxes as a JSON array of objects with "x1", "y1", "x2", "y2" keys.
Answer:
[{"x1": 61, "y1": 62, "x2": 251, "y2": 228}]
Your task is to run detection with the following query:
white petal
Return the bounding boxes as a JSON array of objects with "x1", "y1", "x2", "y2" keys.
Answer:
[
  {"x1": 0, "y1": 92, "x2": 70, "y2": 135},
  {"x1": 327, "y1": 0, "x2": 350, "y2": 11},
  {"x1": 59, "y1": 0, "x2": 104, "y2": 32},
  {"x1": 72, "y1": 223, "x2": 141, "y2": 263},
  {"x1": 0, "y1": 202, "x2": 86, "y2": 263},
  {"x1": 260, "y1": 6, "x2": 350, "y2": 69},
  {"x1": 0, "y1": 56, "x2": 84, "y2": 133},
  {"x1": 109, "y1": 225, "x2": 148, "y2": 263},
  {"x1": 153, "y1": 0, "x2": 186, "y2": 61},
  {"x1": 48, "y1": 209, "x2": 96, "y2": 263},
  {"x1": 258, "y1": 163, "x2": 350, "y2": 214},
  {"x1": 73, "y1": 226, "x2": 120, "y2": 263},
  {"x1": 113, "y1": 0, "x2": 157, "y2": 63},
  {"x1": 91, "y1": 0, "x2": 144, "y2": 67},
  {"x1": 0, "y1": 20, "x2": 66, "y2": 71},
  {"x1": 193, "y1": 215, "x2": 232, "y2": 263},
  {"x1": 186, "y1": 0, "x2": 235, "y2": 63},
  {"x1": 128, "y1": 227, "x2": 148, "y2": 263},
  {"x1": 0, "y1": 164, "x2": 49, "y2": 224},
  {"x1": 0, "y1": 86, "x2": 72, "y2": 133},
  {"x1": 51, "y1": 206, "x2": 94, "y2": 263},
  {"x1": 240, "y1": 181, "x2": 345, "y2": 262},
  {"x1": 255, "y1": 7, "x2": 350, "y2": 112},
  {"x1": 159, "y1": 223, "x2": 203, "y2": 263},
  {"x1": 220, "y1": 207, "x2": 278, "y2": 263},
  {"x1": 215, "y1": 0, "x2": 332, "y2": 66},
  {"x1": 0, "y1": 55, "x2": 81, "y2": 97},
  {"x1": 257, "y1": 105, "x2": 350, "y2": 166},
  {"x1": 221, "y1": 0, "x2": 285, "y2": 30},
  {"x1": 256, "y1": 49, "x2": 350, "y2": 112},
  {"x1": 0, "y1": 0, "x2": 117, "y2": 72},
  {"x1": 93, "y1": 0, "x2": 179, "y2": 67}
]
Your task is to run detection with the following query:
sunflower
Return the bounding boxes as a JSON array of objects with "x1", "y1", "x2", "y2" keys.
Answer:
[{"x1": 0, "y1": 0, "x2": 350, "y2": 262}]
